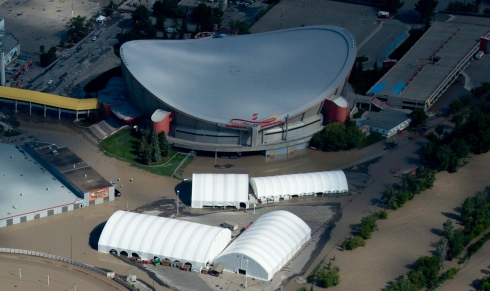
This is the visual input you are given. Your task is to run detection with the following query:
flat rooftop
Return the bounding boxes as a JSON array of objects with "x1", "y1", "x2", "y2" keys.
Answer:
[
  {"x1": 362, "y1": 109, "x2": 411, "y2": 129},
  {"x1": 369, "y1": 18, "x2": 490, "y2": 105},
  {"x1": 26, "y1": 142, "x2": 112, "y2": 193},
  {"x1": 0, "y1": 143, "x2": 80, "y2": 221},
  {"x1": 121, "y1": 25, "x2": 356, "y2": 124}
]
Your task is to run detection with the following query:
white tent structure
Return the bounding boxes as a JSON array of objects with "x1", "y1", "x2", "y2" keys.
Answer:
[
  {"x1": 212, "y1": 210, "x2": 311, "y2": 281},
  {"x1": 191, "y1": 174, "x2": 249, "y2": 209},
  {"x1": 249, "y1": 170, "x2": 348, "y2": 201},
  {"x1": 98, "y1": 211, "x2": 231, "y2": 271}
]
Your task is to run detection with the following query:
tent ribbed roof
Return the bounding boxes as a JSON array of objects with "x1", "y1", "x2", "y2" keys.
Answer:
[
  {"x1": 213, "y1": 210, "x2": 311, "y2": 280},
  {"x1": 191, "y1": 173, "x2": 249, "y2": 208},
  {"x1": 250, "y1": 171, "x2": 348, "y2": 199},
  {"x1": 98, "y1": 211, "x2": 231, "y2": 268}
]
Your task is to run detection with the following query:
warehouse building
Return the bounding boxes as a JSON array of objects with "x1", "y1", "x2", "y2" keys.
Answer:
[
  {"x1": 213, "y1": 210, "x2": 311, "y2": 281},
  {"x1": 98, "y1": 211, "x2": 232, "y2": 272},
  {"x1": 0, "y1": 143, "x2": 83, "y2": 228},
  {"x1": 191, "y1": 173, "x2": 249, "y2": 209},
  {"x1": 250, "y1": 170, "x2": 348, "y2": 202}
]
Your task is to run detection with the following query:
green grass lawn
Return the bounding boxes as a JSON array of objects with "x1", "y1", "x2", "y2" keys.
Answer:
[
  {"x1": 359, "y1": 132, "x2": 384, "y2": 148},
  {"x1": 99, "y1": 128, "x2": 191, "y2": 177}
]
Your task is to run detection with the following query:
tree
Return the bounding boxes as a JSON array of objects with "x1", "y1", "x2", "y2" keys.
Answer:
[
  {"x1": 322, "y1": 123, "x2": 347, "y2": 151},
  {"x1": 40, "y1": 45, "x2": 45, "y2": 54},
  {"x1": 342, "y1": 236, "x2": 365, "y2": 250},
  {"x1": 155, "y1": 15, "x2": 165, "y2": 31},
  {"x1": 410, "y1": 108, "x2": 428, "y2": 126},
  {"x1": 179, "y1": 16, "x2": 188, "y2": 39},
  {"x1": 40, "y1": 46, "x2": 58, "y2": 67},
  {"x1": 158, "y1": 131, "x2": 170, "y2": 157},
  {"x1": 317, "y1": 266, "x2": 340, "y2": 288},
  {"x1": 132, "y1": 5, "x2": 157, "y2": 38},
  {"x1": 436, "y1": 237, "x2": 448, "y2": 267},
  {"x1": 381, "y1": 187, "x2": 399, "y2": 210},
  {"x1": 449, "y1": 100, "x2": 463, "y2": 114},
  {"x1": 67, "y1": 16, "x2": 93, "y2": 43},
  {"x1": 150, "y1": 131, "x2": 161, "y2": 162},
  {"x1": 192, "y1": 3, "x2": 223, "y2": 32},
  {"x1": 384, "y1": 0, "x2": 404, "y2": 14},
  {"x1": 447, "y1": 229, "x2": 465, "y2": 260},
  {"x1": 344, "y1": 117, "x2": 365, "y2": 149},
  {"x1": 435, "y1": 124, "x2": 444, "y2": 138},
  {"x1": 229, "y1": 20, "x2": 250, "y2": 34},
  {"x1": 415, "y1": 0, "x2": 438, "y2": 27},
  {"x1": 153, "y1": 0, "x2": 180, "y2": 18}
]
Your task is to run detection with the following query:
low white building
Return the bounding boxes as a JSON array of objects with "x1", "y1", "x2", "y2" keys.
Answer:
[
  {"x1": 191, "y1": 173, "x2": 249, "y2": 209},
  {"x1": 360, "y1": 109, "x2": 411, "y2": 137},
  {"x1": 213, "y1": 210, "x2": 311, "y2": 281},
  {"x1": 250, "y1": 170, "x2": 348, "y2": 202},
  {"x1": 98, "y1": 211, "x2": 232, "y2": 271}
]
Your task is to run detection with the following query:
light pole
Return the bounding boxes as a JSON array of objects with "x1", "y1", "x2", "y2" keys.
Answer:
[
  {"x1": 245, "y1": 259, "x2": 249, "y2": 288},
  {"x1": 176, "y1": 190, "x2": 180, "y2": 214},
  {"x1": 74, "y1": 284, "x2": 77, "y2": 291},
  {"x1": 70, "y1": 234, "x2": 73, "y2": 260},
  {"x1": 47, "y1": 274, "x2": 50, "y2": 285},
  {"x1": 18, "y1": 267, "x2": 21, "y2": 279}
]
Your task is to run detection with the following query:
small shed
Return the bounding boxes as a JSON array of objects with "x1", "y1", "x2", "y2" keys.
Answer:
[{"x1": 360, "y1": 109, "x2": 411, "y2": 137}]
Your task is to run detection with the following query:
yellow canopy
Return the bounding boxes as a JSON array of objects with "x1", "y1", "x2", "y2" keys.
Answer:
[{"x1": 0, "y1": 87, "x2": 98, "y2": 111}]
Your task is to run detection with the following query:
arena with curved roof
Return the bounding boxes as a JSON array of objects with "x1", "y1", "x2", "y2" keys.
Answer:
[{"x1": 120, "y1": 25, "x2": 357, "y2": 154}]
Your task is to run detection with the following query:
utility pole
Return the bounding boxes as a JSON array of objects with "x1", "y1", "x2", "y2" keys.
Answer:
[
  {"x1": 70, "y1": 234, "x2": 73, "y2": 260},
  {"x1": 245, "y1": 259, "x2": 249, "y2": 288},
  {"x1": 176, "y1": 190, "x2": 180, "y2": 214},
  {"x1": 18, "y1": 267, "x2": 21, "y2": 279}
]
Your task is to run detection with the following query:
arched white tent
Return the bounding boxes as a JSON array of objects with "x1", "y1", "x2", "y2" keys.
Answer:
[
  {"x1": 249, "y1": 170, "x2": 348, "y2": 201},
  {"x1": 212, "y1": 210, "x2": 311, "y2": 281},
  {"x1": 191, "y1": 174, "x2": 249, "y2": 209},
  {"x1": 98, "y1": 211, "x2": 231, "y2": 271}
]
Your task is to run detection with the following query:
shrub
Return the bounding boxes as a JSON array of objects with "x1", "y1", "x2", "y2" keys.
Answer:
[
  {"x1": 374, "y1": 210, "x2": 388, "y2": 219},
  {"x1": 317, "y1": 266, "x2": 340, "y2": 288},
  {"x1": 342, "y1": 236, "x2": 365, "y2": 250}
]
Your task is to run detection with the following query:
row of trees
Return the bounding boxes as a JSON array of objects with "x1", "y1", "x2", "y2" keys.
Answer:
[
  {"x1": 310, "y1": 118, "x2": 365, "y2": 151},
  {"x1": 384, "y1": 186, "x2": 490, "y2": 290},
  {"x1": 342, "y1": 210, "x2": 388, "y2": 250},
  {"x1": 66, "y1": 16, "x2": 94, "y2": 44},
  {"x1": 446, "y1": 0, "x2": 481, "y2": 13},
  {"x1": 382, "y1": 256, "x2": 458, "y2": 291},
  {"x1": 420, "y1": 102, "x2": 490, "y2": 172},
  {"x1": 380, "y1": 167, "x2": 436, "y2": 210},
  {"x1": 137, "y1": 128, "x2": 170, "y2": 165},
  {"x1": 349, "y1": 58, "x2": 386, "y2": 95}
]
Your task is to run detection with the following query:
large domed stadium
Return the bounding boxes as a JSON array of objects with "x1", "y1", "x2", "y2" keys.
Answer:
[{"x1": 120, "y1": 25, "x2": 357, "y2": 154}]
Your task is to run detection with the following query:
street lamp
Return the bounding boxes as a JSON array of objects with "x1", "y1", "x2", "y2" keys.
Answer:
[
  {"x1": 70, "y1": 234, "x2": 73, "y2": 260},
  {"x1": 245, "y1": 259, "x2": 249, "y2": 288},
  {"x1": 18, "y1": 267, "x2": 21, "y2": 279},
  {"x1": 47, "y1": 274, "x2": 50, "y2": 285},
  {"x1": 176, "y1": 190, "x2": 180, "y2": 214}
]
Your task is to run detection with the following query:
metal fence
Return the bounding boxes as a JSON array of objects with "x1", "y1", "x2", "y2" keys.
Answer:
[{"x1": 0, "y1": 248, "x2": 136, "y2": 290}]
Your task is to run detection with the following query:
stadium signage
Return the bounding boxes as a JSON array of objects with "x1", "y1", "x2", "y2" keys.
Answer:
[{"x1": 222, "y1": 114, "x2": 283, "y2": 130}]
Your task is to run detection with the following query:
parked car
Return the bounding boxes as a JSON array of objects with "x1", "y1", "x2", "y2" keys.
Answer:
[{"x1": 91, "y1": 36, "x2": 97, "y2": 41}]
